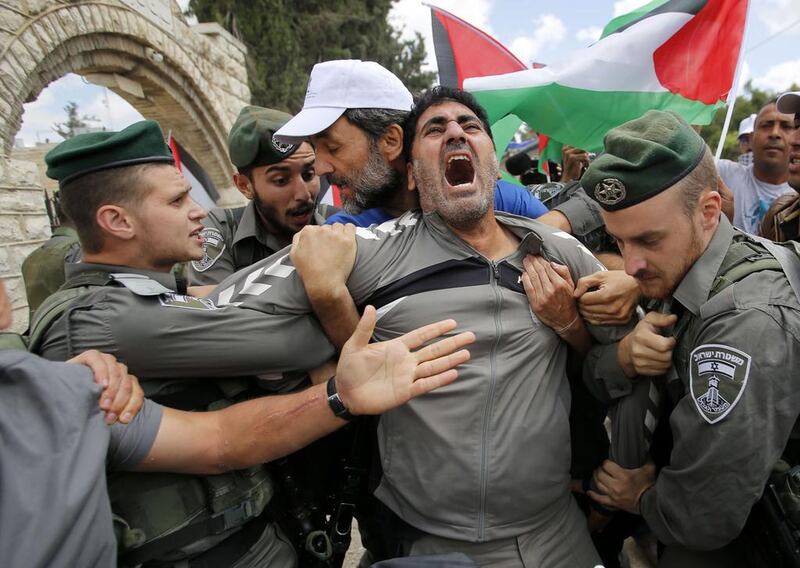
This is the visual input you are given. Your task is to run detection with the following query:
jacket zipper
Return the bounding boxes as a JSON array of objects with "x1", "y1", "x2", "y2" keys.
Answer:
[{"x1": 479, "y1": 260, "x2": 503, "y2": 540}]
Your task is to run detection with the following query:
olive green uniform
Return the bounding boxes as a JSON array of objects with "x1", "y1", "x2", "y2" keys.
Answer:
[
  {"x1": 21, "y1": 225, "x2": 81, "y2": 318},
  {"x1": 629, "y1": 217, "x2": 800, "y2": 565},
  {"x1": 189, "y1": 202, "x2": 329, "y2": 286}
]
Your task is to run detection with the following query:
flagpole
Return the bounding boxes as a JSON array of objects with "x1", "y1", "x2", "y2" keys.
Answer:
[{"x1": 715, "y1": 0, "x2": 753, "y2": 160}]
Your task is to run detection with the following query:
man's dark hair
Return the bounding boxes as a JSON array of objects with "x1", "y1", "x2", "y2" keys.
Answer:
[
  {"x1": 236, "y1": 165, "x2": 254, "y2": 181},
  {"x1": 402, "y1": 86, "x2": 495, "y2": 160},
  {"x1": 343, "y1": 108, "x2": 409, "y2": 142},
  {"x1": 59, "y1": 163, "x2": 160, "y2": 254}
]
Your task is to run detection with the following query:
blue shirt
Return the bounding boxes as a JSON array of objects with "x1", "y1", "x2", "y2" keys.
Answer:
[{"x1": 326, "y1": 180, "x2": 546, "y2": 227}]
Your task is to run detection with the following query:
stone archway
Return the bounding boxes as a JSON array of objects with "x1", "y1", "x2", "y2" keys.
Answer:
[{"x1": 0, "y1": 0, "x2": 252, "y2": 327}]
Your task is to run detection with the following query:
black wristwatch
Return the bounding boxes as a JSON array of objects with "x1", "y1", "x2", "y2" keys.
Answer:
[{"x1": 326, "y1": 376, "x2": 355, "y2": 421}]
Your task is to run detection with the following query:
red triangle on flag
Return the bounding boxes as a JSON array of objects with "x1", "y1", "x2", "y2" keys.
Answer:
[
  {"x1": 428, "y1": 4, "x2": 527, "y2": 88},
  {"x1": 654, "y1": 0, "x2": 747, "y2": 105}
]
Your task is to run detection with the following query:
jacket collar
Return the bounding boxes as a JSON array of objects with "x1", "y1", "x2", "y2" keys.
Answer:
[
  {"x1": 66, "y1": 261, "x2": 177, "y2": 291},
  {"x1": 672, "y1": 215, "x2": 734, "y2": 315}
]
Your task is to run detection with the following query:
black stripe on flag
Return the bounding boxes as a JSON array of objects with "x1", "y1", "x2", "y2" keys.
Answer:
[{"x1": 607, "y1": 0, "x2": 707, "y2": 37}]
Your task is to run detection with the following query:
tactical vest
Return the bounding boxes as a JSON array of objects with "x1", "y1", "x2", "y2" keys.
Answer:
[
  {"x1": 21, "y1": 227, "x2": 80, "y2": 321},
  {"x1": 667, "y1": 234, "x2": 800, "y2": 397},
  {"x1": 27, "y1": 272, "x2": 276, "y2": 567},
  {"x1": 661, "y1": 234, "x2": 800, "y2": 566}
]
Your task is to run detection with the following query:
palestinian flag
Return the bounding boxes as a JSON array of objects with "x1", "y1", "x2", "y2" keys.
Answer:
[
  {"x1": 465, "y1": 0, "x2": 748, "y2": 160},
  {"x1": 429, "y1": 3, "x2": 527, "y2": 88}
]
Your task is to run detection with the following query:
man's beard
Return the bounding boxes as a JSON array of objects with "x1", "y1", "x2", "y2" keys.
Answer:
[
  {"x1": 253, "y1": 195, "x2": 314, "y2": 241},
  {"x1": 329, "y1": 138, "x2": 403, "y2": 214},
  {"x1": 411, "y1": 144, "x2": 496, "y2": 230},
  {"x1": 633, "y1": 221, "x2": 704, "y2": 299}
]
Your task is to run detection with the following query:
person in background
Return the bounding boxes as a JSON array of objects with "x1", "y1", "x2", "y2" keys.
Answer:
[{"x1": 717, "y1": 100, "x2": 794, "y2": 233}]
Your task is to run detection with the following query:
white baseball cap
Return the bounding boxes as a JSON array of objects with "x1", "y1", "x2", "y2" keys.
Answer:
[
  {"x1": 737, "y1": 113, "x2": 756, "y2": 139},
  {"x1": 777, "y1": 91, "x2": 800, "y2": 115},
  {"x1": 274, "y1": 59, "x2": 413, "y2": 144}
]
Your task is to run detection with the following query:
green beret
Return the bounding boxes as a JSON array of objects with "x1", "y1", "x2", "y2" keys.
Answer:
[
  {"x1": 228, "y1": 106, "x2": 298, "y2": 169},
  {"x1": 45, "y1": 120, "x2": 173, "y2": 187},
  {"x1": 582, "y1": 110, "x2": 707, "y2": 211}
]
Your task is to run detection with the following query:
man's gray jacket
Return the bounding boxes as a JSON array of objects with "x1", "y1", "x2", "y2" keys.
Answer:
[{"x1": 211, "y1": 210, "x2": 631, "y2": 542}]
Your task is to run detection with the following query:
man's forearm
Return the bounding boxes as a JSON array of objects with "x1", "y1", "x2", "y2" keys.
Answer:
[
  {"x1": 557, "y1": 317, "x2": 593, "y2": 353},
  {"x1": 138, "y1": 383, "x2": 346, "y2": 475},
  {"x1": 307, "y1": 285, "x2": 360, "y2": 351}
]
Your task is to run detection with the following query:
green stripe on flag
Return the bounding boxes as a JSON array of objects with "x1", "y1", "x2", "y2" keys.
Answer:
[
  {"x1": 601, "y1": 0, "x2": 670, "y2": 38},
  {"x1": 478, "y1": 83, "x2": 722, "y2": 154},
  {"x1": 491, "y1": 114, "x2": 523, "y2": 163}
]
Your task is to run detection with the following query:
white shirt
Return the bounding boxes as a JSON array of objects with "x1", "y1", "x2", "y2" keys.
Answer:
[{"x1": 717, "y1": 159, "x2": 792, "y2": 234}]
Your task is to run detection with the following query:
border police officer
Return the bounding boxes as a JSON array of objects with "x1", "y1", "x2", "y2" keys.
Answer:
[
  {"x1": 583, "y1": 110, "x2": 800, "y2": 567},
  {"x1": 190, "y1": 106, "x2": 329, "y2": 285}
]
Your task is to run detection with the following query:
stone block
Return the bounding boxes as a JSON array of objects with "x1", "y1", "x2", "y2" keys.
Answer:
[
  {"x1": 0, "y1": 159, "x2": 44, "y2": 190},
  {"x1": 67, "y1": 6, "x2": 90, "y2": 35},
  {"x1": 0, "y1": 7, "x2": 26, "y2": 32},
  {"x1": 25, "y1": 0, "x2": 52, "y2": 17},
  {"x1": 0, "y1": 216, "x2": 24, "y2": 242},
  {"x1": 9, "y1": 43, "x2": 35, "y2": 77},
  {"x1": 22, "y1": 215, "x2": 51, "y2": 240},
  {"x1": 0, "y1": 189, "x2": 46, "y2": 212}
]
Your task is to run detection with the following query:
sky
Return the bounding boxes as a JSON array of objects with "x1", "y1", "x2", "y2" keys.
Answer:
[{"x1": 15, "y1": 0, "x2": 800, "y2": 147}]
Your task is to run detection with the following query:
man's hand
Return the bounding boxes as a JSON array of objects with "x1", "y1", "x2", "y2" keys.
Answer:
[
  {"x1": 561, "y1": 145, "x2": 591, "y2": 183},
  {"x1": 335, "y1": 306, "x2": 475, "y2": 415},
  {"x1": 67, "y1": 350, "x2": 144, "y2": 425},
  {"x1": 574, "y1": 270, "x2": 641, "y2": 325},
  {"x1": 522, "y1": 256, "x2": 579, "y2": 331},
  {"x1": 617, "y1": 311, "x2": 677, "y2": 377},
  {"x1": 588, "y1": 460, "x2": 657, "y2": 514},
  {"x1": 291, "y1": 223, "x2": 357, "y2": 298}
]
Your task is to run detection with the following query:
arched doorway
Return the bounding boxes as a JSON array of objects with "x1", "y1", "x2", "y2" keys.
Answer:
[{"x1": 0, "y1": 0, "x2": 251, "y2": 327}]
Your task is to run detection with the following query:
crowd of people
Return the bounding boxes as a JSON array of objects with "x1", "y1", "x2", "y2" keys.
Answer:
[{"x1": 3, "y1": 58, "x2": 800, "y2": 568}]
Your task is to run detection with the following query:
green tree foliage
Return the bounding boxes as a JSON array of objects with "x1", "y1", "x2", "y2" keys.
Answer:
[
  {"x1": 187, "y1": 0, "x2": 435, "y2": 112},
  {"x1": 53, "y1": 101, "x2": 98, "y2": 139},
  {"x1": 699, "y1": 81, "x2": 800, "y2": 160}
]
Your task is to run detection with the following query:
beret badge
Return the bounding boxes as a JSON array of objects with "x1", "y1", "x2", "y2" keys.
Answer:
[
  {"x1": 594, "y1": 178, "x2": 626, "y2": 206},
  {"x1": 272, "y1": 138, "x2": 295, "y2": 155}
]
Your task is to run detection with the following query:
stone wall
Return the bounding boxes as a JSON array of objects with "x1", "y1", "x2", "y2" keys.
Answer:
[{"x1": 0, "y1": 0, "x2": 251, "y2": 329}]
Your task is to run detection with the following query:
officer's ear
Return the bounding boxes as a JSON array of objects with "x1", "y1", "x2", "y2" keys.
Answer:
[
  {"x1": 233, "y1": 173, "x2": 254, "y2": 200},
  {"x1": 96, "y1": 204, "x2": 136, "y2": 243},
  {"x1": 699, "y1": 187, "x2": 722, "y2": 231},
  {"x1": 378, "y1": 124, "x2": 404, "y2": 163}
]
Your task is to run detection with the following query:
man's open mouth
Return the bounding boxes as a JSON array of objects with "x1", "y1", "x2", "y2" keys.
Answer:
[
  {"x1": 445, "y1": 154, "x2": 475, "y2": 187},
  {"x1": 288, "y1": 204, "x2": 313, "y2": 218}
]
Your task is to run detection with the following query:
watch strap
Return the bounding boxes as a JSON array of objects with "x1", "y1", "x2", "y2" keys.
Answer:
[{"x1": 326, "y1": 376, "x2": 355, "y2": 421}]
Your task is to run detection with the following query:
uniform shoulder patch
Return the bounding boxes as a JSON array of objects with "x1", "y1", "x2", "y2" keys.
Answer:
[
  {"x1": 689, "y1": 344, "x2": 751, "y2": 424},
  {"x1": 159, "y1": 293, "x2": 219, "y2": 310},
  {"x1": 192, "y1": 227, "x2": 226, "y2": 272}
]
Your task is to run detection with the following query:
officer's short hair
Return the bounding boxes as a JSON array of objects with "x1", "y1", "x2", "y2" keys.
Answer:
[
  {"x1": 675, "y1": 147, "x2": 718, "y2": 218},
  {"x1": 60, "y1": 163, "x2": 160, "y2": 254},
  {"x1": 402, "y1": 86, "x2": 494, "y2": 160}
]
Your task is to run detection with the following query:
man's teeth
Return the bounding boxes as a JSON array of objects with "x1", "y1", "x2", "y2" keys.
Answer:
[{"x1": 448, "y1": 155, "x2": 471, "y2": 164}]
